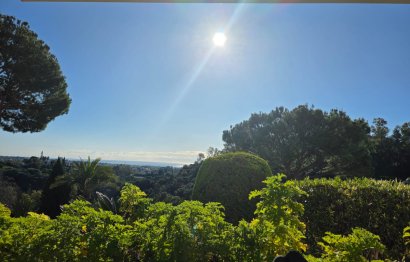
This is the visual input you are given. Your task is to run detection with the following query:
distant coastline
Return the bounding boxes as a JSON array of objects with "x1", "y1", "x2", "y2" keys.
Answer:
[
  {"x1": 0, "y1": 155, "x2": 183, "y2": 168},
  {"x1": 100, "y1": 159, "x2": 183, "y2": 168}
]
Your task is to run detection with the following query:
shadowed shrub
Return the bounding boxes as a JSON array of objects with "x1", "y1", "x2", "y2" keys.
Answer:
[{"x1": 296, "y1": 177, "x2": 410, "y2": 259}]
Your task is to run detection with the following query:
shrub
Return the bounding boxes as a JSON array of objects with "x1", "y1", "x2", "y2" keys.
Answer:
[
  {"x1": 296, "y1": 177, "x2": 410, "y2": 259},
  {"x1": 232, "y1": 174, "x2": 307, "y2": 261},
  {"x1": 192, "y1": 152, "x2": 272, "y2": 223},
  {"x1": 132, "y1": 200, "x2": 234, "y2": 261},
  {"x1": 317, "y1": 228, "x2": 385, "y2": 261},
  {"x1": 119, "y1": 183, "x2": 152, "y2": 223},
  {"x1": 0, "y1": 201, "x2": 133, "y2": 261},
  {"x1": 1, "y1": 178, "x2": 407, "y2": 261}
]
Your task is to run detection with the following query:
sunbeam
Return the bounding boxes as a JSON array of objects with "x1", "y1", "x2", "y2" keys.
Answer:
[
  {"x1": 152, "y1": 4, "x2": 247, "y2": 138},
  {"x1": 160, "y1": 46, "x2": 216, "y2": 127}
]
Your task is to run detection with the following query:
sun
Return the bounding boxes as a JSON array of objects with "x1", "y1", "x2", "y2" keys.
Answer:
[{"x1": 213, "y1": 32, "x2": 227, "y2": 47}]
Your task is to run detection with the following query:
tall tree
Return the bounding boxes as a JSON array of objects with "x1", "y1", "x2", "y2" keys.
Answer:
[
  {"x1": 0, "y1": 14, "x2": 71, "y2": 132},
  {"x1": 394, "y1": 123, "x2": 410, "y2": 180},
  {"x1": 371, "y1": 120, "x2": 410, "y2": 180},
  {"x1": 222, "y1": 105, "x2": 372, "y2": 179},
  {"x1": 40, "y1": 158, "x2": 70, "y2": 217}
]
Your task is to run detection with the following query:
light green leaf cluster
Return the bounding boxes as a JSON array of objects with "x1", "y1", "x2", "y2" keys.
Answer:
[
  {"x1": 132, "y1": 200, "x2": 234, "y2": 261},
  {"x1": 0, "y1": 201, "x2": 132, "y2": 261},
  {"x1": 404, "y1": 225, "x2": 410, "y2": 258},
  {"x1": 310, "y1": 228, "x2": 386, "y2": 262},
  {"x1": 231, "y1": 174, "x2": 307, "y2": 261},
  {"x1": 119, "y1": 182, "x2": 152, "y2": 222}
]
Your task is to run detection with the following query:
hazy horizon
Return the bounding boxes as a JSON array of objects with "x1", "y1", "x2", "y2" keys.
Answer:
[{"x1": 0, "y1": 154, "x2": 184, "y2": 167}]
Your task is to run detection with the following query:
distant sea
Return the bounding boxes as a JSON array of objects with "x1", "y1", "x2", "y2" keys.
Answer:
[
  {"x1": 0, "y1": 155, "x2": 183, "y2": 168},
  {"x1": 99, "y1": 159, "x2": 183, "y2": 167}
]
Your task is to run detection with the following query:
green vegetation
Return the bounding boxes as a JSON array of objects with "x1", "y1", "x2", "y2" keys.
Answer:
[
  {"x1": 192, "y1": 152, "x2": 271, "y2": 223},
  {"x1": 132, "y1": 162, "x2": 201, "y2": 205},
  {"x1": 53, "y1": 157, "x2": 119, "y2": 202},
  {"x1": 39, "y1": 158, "x2": 71, "y2": 218},
  {"x1": 0, "y1": 156, "x2": 51, "y2": 216},
  {"x1": 0, "y1": 15, "x2": 71, "y2": 133},
  {"x1": 404, "y1": 225, "x2": 410, "y2": 260},
  {"x1": 296, "y1": 177, "x2": 410, "y2": 258},
  {"x1": 306, "y1": 228, "x2": 385, "y2": 262},
  {"x1": 223, "y1": 105, "x2": 410, "y2": 181},
  {"x1": 2, "y1": 175, "x2": 405, "y2": 261},
  {"x1": 0, "y1": 155, "x2": 195, "y2": 217},
  {"x1": 2, "y1": 155, "x2": 409, "y2": 260},
  {"x1": 233, "y1": 174, "x2": 307, "y2": 260}
]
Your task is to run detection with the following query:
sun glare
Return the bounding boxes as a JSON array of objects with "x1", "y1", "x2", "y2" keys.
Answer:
[{"x1": 213, "y1": 32, "x2": 227, "y2": 47}]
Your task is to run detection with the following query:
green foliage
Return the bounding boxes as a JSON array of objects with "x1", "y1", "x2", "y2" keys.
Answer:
[
  {"x1": 250, "y1": 175, "x2": 306, "y2": 229},
  {"x1": 0, "y1": 186, "x2": 234, "y2": 261},
  {"x1": 0, "y1": 207, "x2": 55, "y2": 261},
  {"x1": 2, "y1": 165, "x2": 48, "y2": 191},
  {"x1": 296, "y1": 177, "x2": 410, "y2": 259},
  {"x1": 12, "y1": 190, "x2": 42, "y2": 217},
  {"x1": 0, "y1": 203, "x2": 12, "y2": 233},
  {"x1": 1, "y1": 176, "x2": 407, "y2": 261},
  {"x1": 231, "y1": 174, "x2": 307, "y2": 261},
  {"x1": 129, "y1": 162, "x2": 201, "y2": 205},
  {"x1": 371, "y1": 120, "x2": 410, "y2": 180},
  {"x1": 0, "y1": 178, "x2": 19, "y2": 213},
  {"x1": 0, "y1": 200, "x2": 133, "y2": 261},
  {"x1": 52, "y1": 200, "x2": 132, "y2": 261},
  {"x1": 53, "y1": 157, "x2": 119, "y2": 202},
  {"x1": 222, "y1": 105, "x2": 372, "y2": 179},
  {"x1": 192, "y1": 152, "x2": 272, "y2": 223},
  {"x1": 0, "y1": 203, "x2": 11, "y2": 218},
  {"x1": 133, "y1": 200, "x2": 234, "y2": 262},
  {"x1": 119, "y1": 183, "x2": 152, "y2": 222},
  {"x1": 313, "y1": 228, "x2": 385, "y2": 262},
  {"x1": 40, "y1": 158, "x2": 71, "y2": 217},
  {"x1": 0, "y1": 14, "x2": 71, "y2": 133},
  {"x1": 404, "y1": 225, "x2": 410, "y2": 258}
]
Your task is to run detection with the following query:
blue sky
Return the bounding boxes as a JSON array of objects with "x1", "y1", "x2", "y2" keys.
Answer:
[{"x1": 1, "y1": 1, "x2": 410, "y2": 165}]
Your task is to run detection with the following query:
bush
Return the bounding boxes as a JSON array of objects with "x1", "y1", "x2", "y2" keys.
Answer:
[
  {"x1": 133, "y1": 200, "x2": 234, "y2": 261},
  {"x1": 232, "y1": 174, "x2": 307, "y2": 260},
  {"x1": 192, "y1": 152, "x2": 272, "y2": 223},
  {"x1": 4, "y1": 177, "x2": 410, "y2": 261},
  {"x1": 296, "y1": 177, "x2": 410, "y2": 259},
  {"x1": 0, "y1": 201, "x2": 132, "y2": 261},
  {"x1": 318, "y1": 227, "x2": 385, "y2": 261}
]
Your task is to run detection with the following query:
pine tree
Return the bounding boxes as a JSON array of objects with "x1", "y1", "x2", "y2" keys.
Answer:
[{"x1": 0, "y1": 15, "x2": 71, "y2": 133}]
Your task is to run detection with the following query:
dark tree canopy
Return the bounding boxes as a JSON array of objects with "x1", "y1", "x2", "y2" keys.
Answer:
[
  {"x1": 0, "y1": 14, "x2": 71, "y2": 133},
  {"x1": 40, "y1": 158, "x2": 71, "y2": 218},
  {"x1": 222, "y1": 105, "x2": 372, "y2": 179},
  {"x1": 371, "y1": 119, "x2": 410, "y2": 180}
]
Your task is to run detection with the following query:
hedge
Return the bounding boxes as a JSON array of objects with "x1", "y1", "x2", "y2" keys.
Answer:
[
  {"x1": 192, "y1": 152, "x2": 272, "y2": 223},
  {"x1": 295, "y1": 177, "x2": 410, "y2": 259}
]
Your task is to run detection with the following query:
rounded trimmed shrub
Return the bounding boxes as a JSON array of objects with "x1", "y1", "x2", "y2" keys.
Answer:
[{"x1": 192, "y1": 152, "x2": 272, "y2": 223}]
